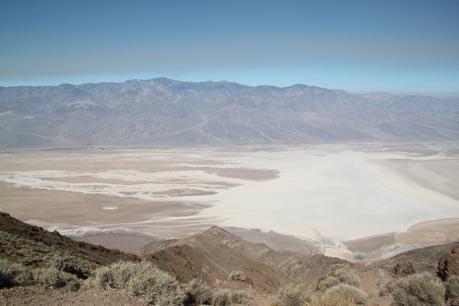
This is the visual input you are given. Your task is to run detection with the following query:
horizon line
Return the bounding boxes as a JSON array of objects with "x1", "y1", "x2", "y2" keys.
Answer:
[{"x1": 1, "y1": 76, "x2": 459, "y2": 98}]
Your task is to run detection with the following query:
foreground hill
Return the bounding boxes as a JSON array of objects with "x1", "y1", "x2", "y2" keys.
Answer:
[
  {"x1": 0, "y1": 211, "x2": 137, "y2": 277},
  {"x1": 1, "y1": 78, "x2": 459, "y2": 149},
  {"x1": 2, "y1": 211, "x2": 459, "y2": 305},
  {"x1": 145, "y1": 226, "x2": 347, "y2": 293}
]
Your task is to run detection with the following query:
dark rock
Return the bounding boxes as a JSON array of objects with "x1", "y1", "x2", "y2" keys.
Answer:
[
  {"x1": 438, "y1": 246, "x2": 459, "y2": 281},
  {"x1": 393, "y1": 261, "x2": 415, "y2": 276}
]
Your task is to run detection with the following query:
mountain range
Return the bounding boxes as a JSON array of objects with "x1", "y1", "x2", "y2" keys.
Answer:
[{"x1": 1, "y1": 78, "x2": 458, "y2": 149}]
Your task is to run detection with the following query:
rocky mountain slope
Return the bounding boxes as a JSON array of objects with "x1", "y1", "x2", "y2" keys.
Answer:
[
  {"x1": 373, "y1": 241, "x2": 459, "y2": 275},
  {"x1": 1, "y1": 211, "x2": 459, "y2": 305},
  {"x1": 145, "y1": 226, "x2": 346, "y2": 293},
  {"x1": 1, "y1": 78, "x2": 458, "y2": 149},
  {"x1": 343, "y1": 218, "x2": 459, "y2": 261},
  {"x1": 0, "y1": 212, "x2": 137, "y2": 277}
]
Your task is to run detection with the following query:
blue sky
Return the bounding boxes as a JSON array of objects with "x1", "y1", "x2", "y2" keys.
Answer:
[{"x1": 1, "y1": 0, "x2": 458, "y2": 95}]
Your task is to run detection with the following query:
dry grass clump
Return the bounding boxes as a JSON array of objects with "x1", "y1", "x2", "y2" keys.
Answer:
[
  {"x1": 212, "y1": 288, "x2": 231, "y2": 306},
  {"x1": 328, "y1": 263, "x2": 350, "y2": 275},
  {"x1": 229, "y1": 290, "x2": 251, "y2": 304},
  {"x1": 32, "y1": 267, "x2": 80, "y2": 291},
  {"x1": 311, "y1": 264, "x2": 366, "y2": 305},
  {"x1": 91, "y1": 261, "x2": 136, "y2": 289},
  {"x1": 321, "y1": 284, "x2": 367, "y2": 305},
  {"x1": 184, "y1": 279, "x2": 250, "y2": 305},
  {"x1": 390, "y1": 272, "x2": 445, "y2": 306},
  {"x1": 229, "y1": 270, "x2": 246, "y2": 282},
  {"x1": 316, "y1": 264, "x2": 361, "y2": 294},
  {"x1": 276, "y1": 286, "x2": 305, "y2": 306},
  {"x1": 91, "y1": 261, "x2": 184, "y2": 305},
  {"x1": 0, "y1": 258, "x2": 80, "y2": 291},
  {"x1": 184, "y1": 279, "x2": 213, "y2": 305},
  {"x1": 0, "y1": 231, "x2": 98, "y2": 278},
  {"x1": 444, "y1": 275, "x2": 459, "y2": 305},
  {"x1": 211, "y1": 288, "x2": 251, "y2": 306},
  {"x1": 329, "y1": 267, "x2": 361, "y2": 287},
  {"x1": 316, "y1": 276, "x2": 340, "y2": 293},
  {"x1": 0, "y1": 259, "x2": 31, "y2": 288},
  {"x1": 49, "y1": 254, "x2": 87, "y2": 279}
]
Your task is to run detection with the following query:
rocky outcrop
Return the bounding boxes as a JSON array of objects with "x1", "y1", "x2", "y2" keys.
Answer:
[
  {"x1": 393, "y1": 261, "x2": 415, "y2": 276},
  {"x1": 438, "y1": 246, "x2": 459, "y2": 280}
]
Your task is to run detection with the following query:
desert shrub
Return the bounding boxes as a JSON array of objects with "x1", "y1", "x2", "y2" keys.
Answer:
[
  {"x1": 91, "y1": 265, "x2": 116, "y2": 289},
  {"x1": 307, "y1": 291, "x2": 324, "y2": 305},
  {"x1": 0, "y1": 259, "x2": 20, "y2": 288},
  {"x1": 277, "y1": 286, "x2": 305, "y2": 306},
  {"x1": 124, "y1": 264, "x2": 184, "y2": 305},
  {"x1": 32, "y1": 267, "x2": 80, "y2": 291},
  {"x1": 92, "y1": 261, "x2": 184, "y2": 305},
  {"x1": 317, "y1": 276, "x2": 341, "y2": 293},
  {"x1": 212, "y1": 289, "x2": 231, "y2": 306},
  {"x1": 390, "y1": 273, "x2": 445, "y2": 306},
  {"x1": 127, "y1": 266, "x2": 184, "y2": 305},
  {"x1": 230, "y1": 290, "x2": 250, "y2": 304},
  {"x1": 329, "y1": 267, "x2": 361, "y2": 287},
  {"x1": 376, "y1": 269, "x2": 393, "y2": 297},
  {"x1": 0, "y1": 259, "x2": 33, "y2": 288},
  {"x1": 377, "y1": 277, "x2": 393, "y2": 297},
  {"x1": 321, "y1": 284, "x2": 367, "y2": 305},
  {"x1": 445, "y1": 275, "x2": 459, "y2": 305},
  {"x1": 49, "y1": 254, "x2": 87, "y2": 279},
  {"x1": 229, "y1": 270, "x2": 246, "y2": 282},
  {"x1": 21, "y1": 255, "x2": 42, "y2": 268},
  {"x1": 91, "y1": 261, "x2": 145, "y2": 290},
  {"x1": 184, "y1": 280, "x2": 249, "y2": 306},
  {"x1": 328, "y1": 263, "x2": 350, "y2": 275},
  {"x1": 184, "y1": 279, "x2": 213, "y2": 305},
  {"x1": 91, "y1": 261, "x2": 142, "y2": 289}
]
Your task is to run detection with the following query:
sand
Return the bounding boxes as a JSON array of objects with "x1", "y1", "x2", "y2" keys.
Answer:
[{"x1": 0, "y1": 144, "x2": 458, "y2": 245}]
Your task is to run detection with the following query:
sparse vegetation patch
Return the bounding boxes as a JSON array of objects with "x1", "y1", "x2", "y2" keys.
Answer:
[
  {"x1": 321, "y1": 284, "x2": 367, "y2": 305},
  {"x1": 390, "y1": 273, "x2": 445, "y2": 306},
  {"x1": 276, "y1": 286, "x2": 305, "y2": 306},
  {"x1": 91, "y1": 261, "x2": 184, "y2": 305},
  {"x1": 444, "y1": 275, "x2": 459, "y2": 305}
]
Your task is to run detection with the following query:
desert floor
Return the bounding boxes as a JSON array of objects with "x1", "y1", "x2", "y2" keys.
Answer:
[{"x1": 0, "y1": 143, "x2": 458, "y2": 250}]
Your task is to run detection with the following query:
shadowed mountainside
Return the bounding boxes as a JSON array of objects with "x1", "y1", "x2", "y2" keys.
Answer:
[{"x1": 1, "y1": 78, "x2": 458, "y2": 149}]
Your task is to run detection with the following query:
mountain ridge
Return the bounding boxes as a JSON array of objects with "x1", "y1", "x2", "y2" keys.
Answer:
[{"x1": 1, "y1": 77, "x2": 458, "y2": 149}]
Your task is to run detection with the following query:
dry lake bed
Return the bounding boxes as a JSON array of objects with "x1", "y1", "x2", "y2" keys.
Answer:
[{"x1": 1, "y1": 143, "x2": 459, "y2": 255}]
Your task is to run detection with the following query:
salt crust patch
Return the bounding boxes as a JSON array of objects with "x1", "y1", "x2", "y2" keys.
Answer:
[{"x1": 2, "y1": 145, "x2": 459, "y2": 241}]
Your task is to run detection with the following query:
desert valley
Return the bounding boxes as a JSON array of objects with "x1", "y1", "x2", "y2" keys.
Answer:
[
  {"x1": 2, "y1": 1, "x2": 459, "y2": 304},
  {"x1": 1, "y1": 142, "x2": 459, "y2": 260},
  {"x1": 1, "y1": 79, "x2": 459, "y2": 305}
]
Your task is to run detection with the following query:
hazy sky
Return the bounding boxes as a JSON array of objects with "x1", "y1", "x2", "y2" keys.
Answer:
[{"x1": 1, "y1": 0, "x2": 459, "y2": 94}]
